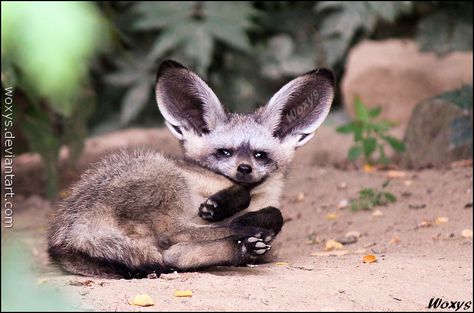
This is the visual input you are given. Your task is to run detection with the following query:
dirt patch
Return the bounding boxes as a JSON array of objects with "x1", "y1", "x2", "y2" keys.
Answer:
[{"x1": 2, "y1": 126, "x2": 473, "y2": 311}]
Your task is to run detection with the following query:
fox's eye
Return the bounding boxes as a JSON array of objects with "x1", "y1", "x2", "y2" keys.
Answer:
[
  {"x1": 217, "y1": 148, "x2": 233, "y2": 157},
  {"x1": 254, "y1": 151, "x2": 268, "y2": 160}
]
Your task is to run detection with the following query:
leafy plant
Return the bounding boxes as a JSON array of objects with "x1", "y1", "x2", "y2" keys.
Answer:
[
  {"x1": 314, "y1": 1, "x2": 414, "y2": 67},
  {"x1": 105, "y1": 2, "x2": 258, "y2": 127},
  {"x1": 350, "y1": 180, "x2": 397, "y2": 211},
  {"x1": 336, "y1": 97, "x2": 405, "y2": 165},
  {"x1": 1, "y1": 2, "x2": 106, "y2": 197}
]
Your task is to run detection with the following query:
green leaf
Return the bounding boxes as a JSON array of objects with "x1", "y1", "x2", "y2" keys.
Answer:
[
  {"x1": 147, "y1": 25, "x2": 187, "y2": 61},
  {"x1": 378, "y1": 144, "x2": 390, "y2": 165},
  {"x1": 369, "y1": 106, "x2": 382, "y2": 118},
  {"x1": 362, "y1": 137, "x2": 377, "y2": 157},
  {"x1": 182, "y1": 22, "x2": 215, "y2": 74},
  {"x1": 315, "y1": 1, "x2": 414, "y2": 66},
  {"x1": 359, "y1": 188, "x2": 376, "y2": 199},
  {"x1": 372, "y1": 120, "x2": 393, "y2": 133},
  {"x1": 354, "y1": 97, "x2": 370, "y2": 122},
  {"x1": 336, "y1": 122, "x2": 357, "y2": 134},
  {"x1": 353, "y1": 122, "x2": 364, "y2": 142},
  {"x1": 348, "y1": 145, "x2": 363, "y2": 161},
  {"x1": 382, "y1": 135, "x2": 406, "y2": 152},
  {"x1": 383, "y1": 192, "x2": 397, "y2": 203},
  {"x1": 132, "y1": 2, "x2": 196, "y2": 30},
  {"x1": 131, "y1": 1, "x2": 256, "y2": 75}
]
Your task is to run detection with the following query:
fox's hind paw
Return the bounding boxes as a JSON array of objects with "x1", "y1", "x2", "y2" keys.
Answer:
[{"x1": 240, "y1": 234, "x2": 272, "y2": 258}]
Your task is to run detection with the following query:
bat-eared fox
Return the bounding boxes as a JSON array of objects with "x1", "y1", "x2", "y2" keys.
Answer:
[{"x1": 48, "y1": 60, "x2": 335, "y2": 278}]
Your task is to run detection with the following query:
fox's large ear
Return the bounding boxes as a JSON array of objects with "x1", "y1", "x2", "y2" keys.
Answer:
[
  {"x1": 257, "y1": 68, "x2": 335, "y2": 147},
  {"x1": 155, "y1": 60, "x2": 227, "y2": 140}
]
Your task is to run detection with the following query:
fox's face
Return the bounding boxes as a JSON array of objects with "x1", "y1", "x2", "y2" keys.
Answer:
[{"x1": 156, "y1": 60, "x2": 335, "y2": 185}]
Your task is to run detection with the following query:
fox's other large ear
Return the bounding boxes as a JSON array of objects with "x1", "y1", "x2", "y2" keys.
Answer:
[
  {"x1": 257, "y1": 68, "x2": 335, "y2": 147},
  {"x1": 155, "y1": 60, "x2": 227, "y2": 140}
]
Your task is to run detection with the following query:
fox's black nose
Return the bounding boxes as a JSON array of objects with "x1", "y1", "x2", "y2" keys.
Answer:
[{"x1": 237, "y1": 164, "x2": 252, "y2": 175}]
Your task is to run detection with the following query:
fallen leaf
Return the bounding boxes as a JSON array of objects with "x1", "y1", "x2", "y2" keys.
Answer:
[
  {"x1": 372, "y1": 210, "x2": 384, "y2": 217},
  {"x1": 174, "y1": 290, "x2": 193, "y2": 298},
  {"x1": 363, "y1": 254, "x2": 377, "y2": 263},
  {"x1": 461, "y1": 229, "x2": 473, "y2": 238},
  {"x1": 363, "y1": 242, "x2": 376, "y2": 248},
  {"x1": 435, "y1": 217, "x2": 449, "y2": 225},
  {"x1": 296, "y1": 192, "x2": 305, "y2": 202},
  {"x1": 275, "y1": 262, "x2": 290, "y2": 266},
  {"x1": 418, "y1": 221, "x2": 432, "y2": 228},
  {"x1": 325, "y1": 239, "x2": 344, "y2": 251},
  {"x1": 386, "y1": 170, "x2": 407, "y2": 179},
  {"x1": 326, "y1": 213, "x2": 338, "y2": 220},
  {"x1": 363, "y1": 164, "x2": 376, "y2": 173},
  {"x1": 129, "y1": 294, "x2": 154, "y2": 307}
]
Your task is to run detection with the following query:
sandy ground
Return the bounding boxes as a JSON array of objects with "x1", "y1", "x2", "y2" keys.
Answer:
[{"x1": 2, "y1": 125, "x2": 473, "y2": 311}]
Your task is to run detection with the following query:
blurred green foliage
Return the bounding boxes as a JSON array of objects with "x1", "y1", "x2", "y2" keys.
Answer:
[
  {"x1": 2, "y1": 2, "x2": 106, "y2": 115},
  {"x1": 1, "y1": 1, "x2": 472, "y2": 197},
  {"x1": 350, "y1": 180, "x2": 397, "y2": 211},
  {"x1": 1, "y1": 238, "x2": 78, "y2": 311},
  {"x1": 336, "y1": 97, "x2": 405, "y2": 165},
  {"x1": 2, "y1": 1, "x2": 106, "y2": 198}
]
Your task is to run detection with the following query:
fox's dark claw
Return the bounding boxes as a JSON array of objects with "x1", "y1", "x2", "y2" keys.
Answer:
[
  {"x1": 198, "y1": 198, "x2": 219, "y2": 221},
  {"x1": 240, "y1": 235, "x2": 271, "y2": 257}
]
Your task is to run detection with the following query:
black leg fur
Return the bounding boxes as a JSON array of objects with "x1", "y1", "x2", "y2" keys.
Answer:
[
  {"x1": 199, "y1": 185, "x2": 251, "y2": 222},
  {"x1": 230, "y1": 206, "x2": 284, "y2": 236}
]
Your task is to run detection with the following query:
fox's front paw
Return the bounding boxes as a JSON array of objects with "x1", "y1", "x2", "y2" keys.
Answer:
[
  {"x1": 198, "y1": 198, "x2": 220, "y2": 222},
  {"x1": 240, "y1": 233, "x2": 272, "y2": 258}
]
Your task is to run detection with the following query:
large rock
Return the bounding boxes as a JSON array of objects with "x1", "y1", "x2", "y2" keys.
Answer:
[
  {"x1": 342, "y1": 39, "x2": 473, "y2": 127},
  {"x1": 402, "y1": 98, "x2": 473, "y2": 169}
]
